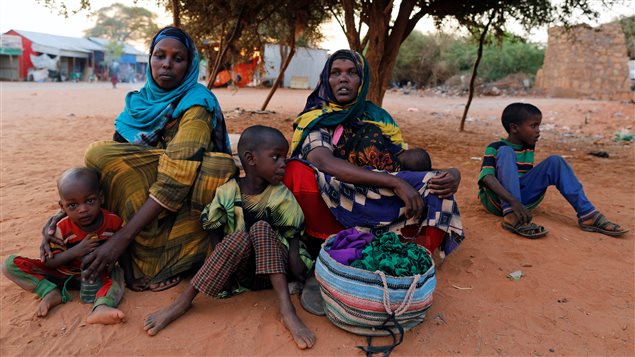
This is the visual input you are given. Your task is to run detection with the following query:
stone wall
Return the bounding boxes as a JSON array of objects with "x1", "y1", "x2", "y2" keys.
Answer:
[{"x1": 535, "y1": 23, "x2": 631, "y2": 100}]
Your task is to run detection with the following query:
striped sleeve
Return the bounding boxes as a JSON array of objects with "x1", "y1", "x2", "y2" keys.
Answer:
[
  {"x1": 477, "y1": 144, "x2": 498, "y2": 184},
  {"x1": 149, "y1": 106, "x2": 212, "y2": 211}
]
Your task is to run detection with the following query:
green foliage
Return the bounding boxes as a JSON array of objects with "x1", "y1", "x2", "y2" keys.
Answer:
[
  {"x1": 393, "y1": 31, "x2": 455, "y2": 86},
  {"x1": 84, "y1": 3, "x2": 159, "y2": 45},
  {"x1": 173, "y1": 0, "x2": 331, "y2": 86},
  {"x1": 258, "y1": 1, "x2": 328, "y2": 48},
  {"x1": 329, "y1": 0, "x2": 612, "y2": 104},
  {"x1": 619, "y1": 15, "x2": 635, "y2": 59},
  {"x1": 444, "y1": 34, "x2": 544, "y2": 82},
  {"x1": 104, "y1": 40, "x2": 125, "y2": 64},
  {"x1": 393, "y1": 30, "x2": 544, "y2": 86}
]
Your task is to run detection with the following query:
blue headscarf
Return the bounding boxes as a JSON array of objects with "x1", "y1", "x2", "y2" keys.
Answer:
[{"x1": 114, "y1": 27, "x2": 223, "y2": 146}]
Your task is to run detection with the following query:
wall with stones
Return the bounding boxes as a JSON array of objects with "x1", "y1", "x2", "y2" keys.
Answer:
[{"x1": 535, "y1": 23, "x2": 631, "y2": 100}]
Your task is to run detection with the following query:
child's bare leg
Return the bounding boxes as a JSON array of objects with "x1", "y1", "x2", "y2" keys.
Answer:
[
  {"x1": 144, "y1": 285, "x2": 198, "y2": 336},
  {"x1": 270, "y1": 273, "x2": 315, "y2": 349},
  {"x1": 87, "y1": 305, "x2": 126, "y2": 325},
  {"x1": 1, "y1": 260, "x2": 38, "y2": 291},
  {"x1": 2, "y1": 260, "x2": 61, "y2": 317},
  {"x1": 36, "y1": 289, "x2": 62, "y2": 317}
]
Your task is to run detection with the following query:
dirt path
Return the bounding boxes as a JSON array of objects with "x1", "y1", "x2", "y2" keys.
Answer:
[{"x1": 1, "y1": 82, "x2": 633, "y2": 356}]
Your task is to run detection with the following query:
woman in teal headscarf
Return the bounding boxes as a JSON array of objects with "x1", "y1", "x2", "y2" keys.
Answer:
[{"x1": 40, "y1": 27, "x2": 237, "y2": 291}]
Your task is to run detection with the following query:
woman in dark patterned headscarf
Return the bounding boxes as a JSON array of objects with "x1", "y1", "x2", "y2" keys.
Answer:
[{"x1": 287, "y1": 49, "x2": 465, "y2": 258}]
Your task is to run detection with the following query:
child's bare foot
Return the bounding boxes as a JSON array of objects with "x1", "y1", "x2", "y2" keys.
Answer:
[
  {"x1": 280, "y1": 306, "x2": 316, "y2": 349},
  {"x1": 87, "y1": 305, "x2": 126, "y2": 325},
  {"x1": 143, "y1": 297, "x2": 192, "y2": 336},
  {"x1": 35, "y1": 289, "x2": 62, "y2": 317}
]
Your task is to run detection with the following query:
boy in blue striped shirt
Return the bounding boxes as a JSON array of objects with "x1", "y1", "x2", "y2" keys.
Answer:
[{"x1": 477, "y1": 103, "x2": 627, "y2": 239}]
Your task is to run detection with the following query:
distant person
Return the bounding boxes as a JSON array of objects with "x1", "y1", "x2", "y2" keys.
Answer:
[
  {"x1": 2, "y1": 168, "x2": 126, "y2": 325},
  {"x1": 39, "y1": 27, "x2": 236, "y2": 293},
  {"x1": 109, "y1": 62, "x2": 119, "y2": 89},
  {"x1": 143, "y1": 126, "x2": 316, "y2": 350},
  {"x1": 477, "y1": 102, "x2": 628, "y2": 238}
]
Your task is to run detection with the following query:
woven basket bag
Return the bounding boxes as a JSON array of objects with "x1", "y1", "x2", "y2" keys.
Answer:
[{"x1": 315, "y1": 234, "x2": 436, "y2": 346}]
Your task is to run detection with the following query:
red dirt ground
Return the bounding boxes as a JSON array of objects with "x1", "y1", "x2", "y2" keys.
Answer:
[{"x1": 1, "y1": 82, "x2": 633, "y2": 356}]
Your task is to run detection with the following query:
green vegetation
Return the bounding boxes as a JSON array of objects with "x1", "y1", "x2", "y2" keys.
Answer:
[
  {"x1": 393, "y1": 31, "x2": 544, "y2": 87},
  {"x1": 84, "y1": 3, "x2": 159, "y2": 46},
  {"x1": 619, "y1": 15, "x2": 635, "y2": 59}
]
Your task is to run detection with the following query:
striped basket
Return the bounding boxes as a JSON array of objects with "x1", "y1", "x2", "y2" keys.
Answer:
[{"x1": 315, "y1": 236, "x2": 436, "y2": 337}]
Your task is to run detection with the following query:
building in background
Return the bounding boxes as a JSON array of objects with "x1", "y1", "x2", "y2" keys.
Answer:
[
  {"x1": 87, "y1": 37, "x2": 148, "y2": 82},
  {"x1": 535, "y1": 22, "x2": 631, "y2": 100},
  {"x1": 0, "y1": 34, "x2": 22, "y2": 80},
  {"x1": 261, "y1": 44, "x2": 328, "y2": 89},
  {"x1": 1, "y1": 29, "x2": 147, "y2": 82},
  {"x1": 210, "y1": 44, "x2": 328, "y2": 89}
]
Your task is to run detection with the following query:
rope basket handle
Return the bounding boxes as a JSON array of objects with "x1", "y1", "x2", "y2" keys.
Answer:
[{"x1": 376, "y1": 271, "x2": 421, "y2": 317}]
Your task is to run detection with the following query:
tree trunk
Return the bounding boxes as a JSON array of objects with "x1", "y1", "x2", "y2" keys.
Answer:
[
  {"x1": 341, "y1": 0, "x2": 361, "y2": 51},
  {"x1": 459, "y1": 12, "x2": 495, "y2": 132},
  {"x1": 363, "y1": 0, "x2": 418, "y2": 106},
  {"x1": 172, "y1": 0, "x2": 181, "y2": 27},
  {"x1": 261, "y1": 44, "x2": 296, "y2": 111},
  {"x1": 207, "y1": 7, "x2": 245, "y2": 90},
  {"x1": 364, "y1": 1, "x2": 389, "y2": 105}
]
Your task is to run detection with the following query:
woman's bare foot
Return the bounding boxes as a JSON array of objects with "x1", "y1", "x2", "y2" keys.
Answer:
[
  {"x1": 280, "y1": 305, "x2": 316, "y2": 349},
  {"x1": 144, "y1": 294, "x2": 193, "y2": 336},
  {"x1": 87, "y1": 305, "x2": 126, "y2": 325},
  {"x1": 148, "y1": 276, "x2": 181, "y2": 292},
  {"x1": 35, "y1": 289, "x2": 62, "y2": 317},
  {"x1": 127, "y1": 276, "x2": 151, "y2": 292}
]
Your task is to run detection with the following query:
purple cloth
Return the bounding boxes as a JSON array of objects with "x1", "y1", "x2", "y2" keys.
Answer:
[{"x1": 326, "y1": 228, "x2": 374, "y2": 265}]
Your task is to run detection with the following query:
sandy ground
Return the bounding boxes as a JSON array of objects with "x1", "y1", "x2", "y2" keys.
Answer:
[{"x1": 1, "y1": 82, "x2": 633, "y2": 356}]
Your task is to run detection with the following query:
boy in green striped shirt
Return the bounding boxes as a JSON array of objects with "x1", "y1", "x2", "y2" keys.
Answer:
[{"x1": 477, "y1": 103, "x2": 627, "y2": 239}]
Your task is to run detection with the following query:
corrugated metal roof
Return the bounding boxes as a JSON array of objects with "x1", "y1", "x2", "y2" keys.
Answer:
[
  {"x1": 87, "y1": 37, "x2": 147, "y2": 56},
  {"x1": 14, "y1": 30, "x2": 103, "y2": 53}
]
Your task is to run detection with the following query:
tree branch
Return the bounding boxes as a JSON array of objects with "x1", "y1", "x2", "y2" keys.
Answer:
[{"x1": 460, "y1": 9, "x2": 496, "y2": 131}]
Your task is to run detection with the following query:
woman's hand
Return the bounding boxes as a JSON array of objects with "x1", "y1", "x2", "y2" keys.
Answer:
[
  {"x1": 81, "y1": 230, "x2": 130, "y2": 282},
  {"x1": 428, "y1": 168, "x2": 461, "y2": 198},
  {"x1": 308, "y1": 147, "x2": 424, "y2": 219},
  {"x1": 40, "y1": 211, "x2": 66, "y2": 261},
  {"x1": 392, "y1": 178, "x2": 424, "y2": 219}
]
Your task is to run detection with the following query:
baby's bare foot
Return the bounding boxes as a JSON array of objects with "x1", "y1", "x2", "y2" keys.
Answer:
[
  {"x1": 280, "y1": 308, "x2": 316, "y2": 349},
  {"x1": 35, "y1": 289, "x2": 62, "y2": 318},
  {"x1": 87, "y1": 305, "x2": 126, "y2": 325}
]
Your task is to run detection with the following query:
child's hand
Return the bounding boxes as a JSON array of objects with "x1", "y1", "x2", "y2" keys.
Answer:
[
  {"x1": 72, "y1": 235, "x2": 100, "y2": 258},
  {"x1": 288, "y1": 238, "x2": 307, "y2": 282},
  {"x1": 510, "y1": 201, "x2": 532, "y2": 225}
]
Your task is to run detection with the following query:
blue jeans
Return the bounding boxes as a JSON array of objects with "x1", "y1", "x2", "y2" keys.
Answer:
[{"x1": 496, "y1": 146, "x2": 596, "y2": 222}]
